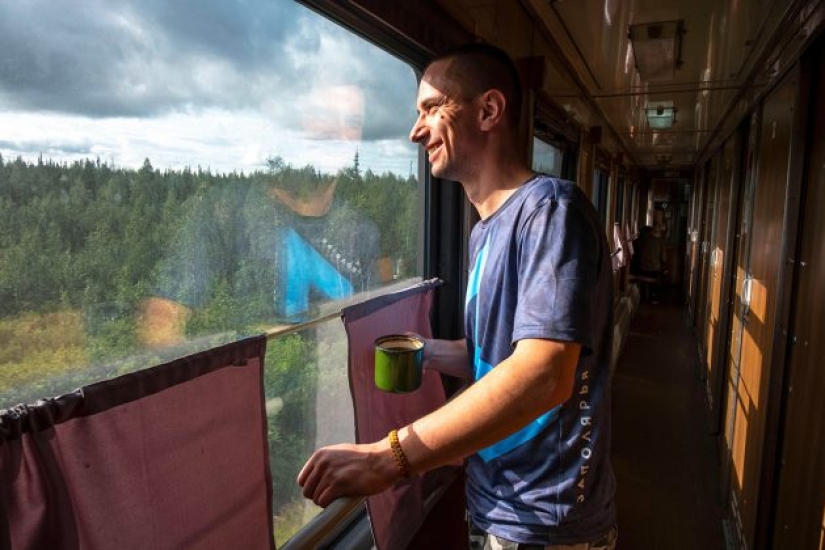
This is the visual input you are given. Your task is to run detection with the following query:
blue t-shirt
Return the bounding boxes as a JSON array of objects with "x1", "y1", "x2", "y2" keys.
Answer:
[{"x1": 464, "y1": 175, "x2": 616, "y2": 545}]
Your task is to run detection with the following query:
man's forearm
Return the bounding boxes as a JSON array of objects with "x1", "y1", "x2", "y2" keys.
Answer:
[
  {"x1": 400, "y1": 338, "x2": 580, "y2": 475},
  {"x1": 298, "y1": 338, "x2": 581, "y2": 507}
]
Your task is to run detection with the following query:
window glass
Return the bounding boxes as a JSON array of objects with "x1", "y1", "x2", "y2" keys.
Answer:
[
  {"x1": 0, "y1": 1, "x2": 420, "y2": 540},
  {"x1": 615, "y1": 174, "x2": 625, "y2": 222},
  {"x1": 592, "y1": 169, "x2": 609, "y2": 225},
  {"x1": 532, "y1": 137, "x2": 563, "y2": 177}
]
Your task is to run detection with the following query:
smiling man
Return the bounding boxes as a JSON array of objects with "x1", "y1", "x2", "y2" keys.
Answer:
[{"x1": 298, "y1": 43, "x2": 617, "y2": 550}]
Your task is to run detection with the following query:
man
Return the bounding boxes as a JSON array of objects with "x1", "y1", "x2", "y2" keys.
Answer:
[{"x1": 298, "y1": 43, "x2": 617, "y2": 549}]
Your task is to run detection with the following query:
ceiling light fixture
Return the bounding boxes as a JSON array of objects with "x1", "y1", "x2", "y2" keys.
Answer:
[
  {"x1": 628, "y1": 20, "x2": 684, "y2": 82},
  {"x1": 645, "y1": 101, "x2": 677, "y2": 129}
]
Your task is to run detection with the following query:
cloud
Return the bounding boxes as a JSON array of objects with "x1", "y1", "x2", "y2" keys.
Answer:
[
  {"x1": 0, "y1": 138, "x2": 95, "y2": 158},
  {"x1": 0, "y1": 0, "x2": 297, "y2": 117},
  {"x1": 0, "y1": 0, "x2": 419, "y2": 173}
]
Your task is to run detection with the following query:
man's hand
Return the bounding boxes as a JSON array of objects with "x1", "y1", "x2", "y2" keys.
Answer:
[
  {"x1": 418, "y1": 337, "x2": 473, "y2": 380},
  {"x1": 297, "y1": 439, "x2": 400, "y2": 507}
]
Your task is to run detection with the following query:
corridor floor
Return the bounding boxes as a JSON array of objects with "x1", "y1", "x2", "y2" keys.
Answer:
[{"x1": 611, "y1": 288, "x2": 728, "y2": 549}]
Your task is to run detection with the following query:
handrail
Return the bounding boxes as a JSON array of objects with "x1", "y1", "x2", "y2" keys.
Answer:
[
  {"x1": 280, "y1": 496, "x2": 366, "y2": 550},
  {"x1": 263, "y1": 277, "x2": 423, "y2": 341}
]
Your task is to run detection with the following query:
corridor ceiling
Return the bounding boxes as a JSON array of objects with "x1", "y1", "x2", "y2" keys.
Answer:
[{"x1": 435, "y1": 0, "x2": 821, "y2": 170}]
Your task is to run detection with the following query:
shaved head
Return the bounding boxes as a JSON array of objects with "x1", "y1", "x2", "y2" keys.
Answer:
[{"x1": 425, "y1": 43, "x2": 523, "y2": 129}]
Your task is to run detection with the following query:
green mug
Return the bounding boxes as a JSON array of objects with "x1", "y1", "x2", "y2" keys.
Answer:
[{"x1": 374, "y1": 335, "x2": 425, "y2": 393}]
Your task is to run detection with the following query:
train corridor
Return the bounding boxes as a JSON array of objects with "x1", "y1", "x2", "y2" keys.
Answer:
[{"x1": 612, "y1": 286, "x2": 728, "y2": 549}]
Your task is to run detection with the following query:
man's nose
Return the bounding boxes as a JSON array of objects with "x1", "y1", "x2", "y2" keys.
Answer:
[{"x1": 409, "y1": 116, "x2": 426, "y2": 144}]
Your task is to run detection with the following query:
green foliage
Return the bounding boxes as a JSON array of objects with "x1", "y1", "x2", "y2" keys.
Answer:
[
  {"x1": 266, "y1": 155, "x2": 335, "y2": 201},
  {"x1": 0, "y1": 157, "x2": 200, "y2": 316},
  {"x1": 335, "y1": 154, "x2": 419, "y2": 275},
  {"x1": 263, "y1": 334, "x2": 318, "y2": 511}
]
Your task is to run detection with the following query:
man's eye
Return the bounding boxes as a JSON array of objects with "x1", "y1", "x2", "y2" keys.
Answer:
[{"x1": 425, "y1": 98, "x2": 447, "y2": 116}]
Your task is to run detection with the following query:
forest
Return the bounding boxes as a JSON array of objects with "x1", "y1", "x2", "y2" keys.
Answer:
[{"x1": 0, "y1": 153, "x2": 418, "y2": 319}]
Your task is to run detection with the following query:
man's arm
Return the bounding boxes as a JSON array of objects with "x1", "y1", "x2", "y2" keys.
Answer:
[{"x1": 297, "y1": 338, "x2": 580, "y2": 507}]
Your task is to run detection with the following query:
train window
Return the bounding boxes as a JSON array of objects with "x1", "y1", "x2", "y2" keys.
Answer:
[
  {"x1": 532, "y1": 137, "x2": 564, "y2": 177},
  {"x1": 0, "y1": 1, "x2": 420, "y2": 541},
  {"x1": 615, "y1": 174, "x2": 625, "y2": 222},
  {"x1": 592, "y1": 168, "x2": 610, "y2": 224}
]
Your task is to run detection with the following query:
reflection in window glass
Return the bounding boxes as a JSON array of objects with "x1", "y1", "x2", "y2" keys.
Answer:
[
  {"x1": 532, "y1": 137, "x2": 563, "y2": 177},
  {"x1": 0, "y1": 0, "x2": 420, "y2": 541}
]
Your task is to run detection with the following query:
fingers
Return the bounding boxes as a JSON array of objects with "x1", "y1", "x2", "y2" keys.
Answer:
[
  {"x1": 297, "y1": 455, "x2": 321, "y2": 502},
  {"x1": 296, "y1": 453, "x2": 313, "y2": 486},
  {"x1": 299, "y1": 449, "x2": 336, "y2": 506},
  {"x1": 297, "y1": 442, "x2": 394, "y2": 507},
  {"x1": 297, "y1": 447, "x2": 350, "y2": 507},
  {"x1": 316, "y1": 483, "x2": 338, "y2": 508}
]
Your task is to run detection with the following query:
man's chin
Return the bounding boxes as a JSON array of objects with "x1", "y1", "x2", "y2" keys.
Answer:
[{"x1": 429, "y1": 164, "x2": 453, "y2": 181}]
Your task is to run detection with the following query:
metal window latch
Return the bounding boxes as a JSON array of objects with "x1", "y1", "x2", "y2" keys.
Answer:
[{"x1": 742, "y1": 276, "x2": 753, "y2": 307}]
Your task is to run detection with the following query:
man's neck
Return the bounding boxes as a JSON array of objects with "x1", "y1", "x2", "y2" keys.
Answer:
[
  {"x1": 271, "y1": 182, "x2": 337, "y2": 217},
  {"x1": 464, "y1": 163, "x2": 535, "y2": 220}
]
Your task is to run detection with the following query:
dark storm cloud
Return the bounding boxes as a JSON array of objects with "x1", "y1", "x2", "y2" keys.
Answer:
[
  {"x1": 0, "y1": 0, "x2": 416, "y2": 140},
  {"x1": 0, "y1": 0, "x2": 297, "y2": 116}
]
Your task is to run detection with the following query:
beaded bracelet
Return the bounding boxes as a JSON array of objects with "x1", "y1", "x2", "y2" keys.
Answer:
[{"x1": 388, "y1": 429, "x2": 411, "y2": 478}]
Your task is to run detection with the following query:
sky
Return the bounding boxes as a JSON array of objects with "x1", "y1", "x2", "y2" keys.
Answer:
[{"x1": 0, "y1": 0, "x2": 420, "y2": 176}]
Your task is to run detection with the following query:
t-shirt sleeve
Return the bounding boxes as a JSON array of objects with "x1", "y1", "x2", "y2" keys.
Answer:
[{"x1": 512, "y1": 198, "x2": 600, "y2": 354}]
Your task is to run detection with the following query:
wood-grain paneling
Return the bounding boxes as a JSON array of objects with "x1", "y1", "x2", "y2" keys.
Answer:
[
  {"x1": 727, "y1": 71, "x2": 797, "y2": 549},
  {"x1": 686, "y1": 165, "x2": 708, "y2": 324},
  {"x1": 771, "y1": 41, "x2": 825, "y2": 550},
  {"x1": 700, "y1": 155, "x2": 720, "y2": 370},
  {"x1": 720, "y1": 111, "x2": 759, "y2": 507},
  {"x1": 703, "y1": 137, "x2": 740, "y2": 433},
  {"x1": 695, "y1": 163, "x2": 715, "y2": 368}
]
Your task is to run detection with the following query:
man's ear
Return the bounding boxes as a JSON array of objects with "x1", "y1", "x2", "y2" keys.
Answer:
[{"x1": 478, "y1": 89, "x2": 507, "y2": 131}]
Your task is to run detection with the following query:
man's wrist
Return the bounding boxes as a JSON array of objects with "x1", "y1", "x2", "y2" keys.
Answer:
[
  {"x1": 368, "y1": 436, "x2": 405, "y2": 486},
  {"x1": 388, "y1": 429, "x2": 412, "y2": 477}
]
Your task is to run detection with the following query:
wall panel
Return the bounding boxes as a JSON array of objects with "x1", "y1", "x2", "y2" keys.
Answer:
[
  {"x1": 703, "y1": 137, "x2": 740, "y2": 433},
  {"x1": 727, "y1": 70, "x2": 796, "y2": 549},
  {"x1": 771, "y1": 41, "x2": 825, "y2": 550}
]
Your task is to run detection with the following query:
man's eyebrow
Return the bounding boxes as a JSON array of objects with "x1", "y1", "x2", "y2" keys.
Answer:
[{"x1": 418, "y1": 95, "x2": 447, "y2": 112}]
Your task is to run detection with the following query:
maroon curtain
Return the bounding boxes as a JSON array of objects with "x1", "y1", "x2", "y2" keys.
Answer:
[
  {"x1": 0, "y1": 336, "x2": 275, "y2": 550},
  {"x1": 342, "y1": 280, "x2": 465, "y2": 550}
]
